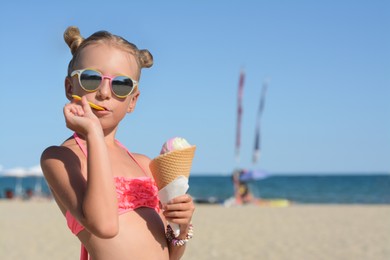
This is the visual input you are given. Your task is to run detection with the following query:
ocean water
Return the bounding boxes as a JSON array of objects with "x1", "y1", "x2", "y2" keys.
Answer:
[
  {"x1": 1, "y1": 174, "x2": 389, "y2": 204},
  {"x1": 188, "y1": 174, "x2": 390, "y2": 204}
]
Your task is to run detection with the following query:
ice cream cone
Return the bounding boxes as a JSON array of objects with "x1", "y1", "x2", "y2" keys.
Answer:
[{"x1": 149, "y1": 146, "x2": 196, "y2": 190}]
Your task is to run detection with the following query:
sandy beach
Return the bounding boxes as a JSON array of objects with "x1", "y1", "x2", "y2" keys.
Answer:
[{"x1": 1, "y1": 200, "x2": 389, "y2": 260}]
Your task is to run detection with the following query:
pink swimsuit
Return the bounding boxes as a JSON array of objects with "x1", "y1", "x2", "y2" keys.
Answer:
[{"x1": 66, "y1": 133, "x2": 160, "y2": 260}]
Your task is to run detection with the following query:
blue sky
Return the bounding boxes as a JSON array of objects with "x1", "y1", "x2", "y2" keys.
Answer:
[{"x1": 0, "y1": 1, "x2": 389, "y2": 175}]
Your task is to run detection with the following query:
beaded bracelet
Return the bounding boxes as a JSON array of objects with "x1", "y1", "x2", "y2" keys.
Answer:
[{"x1": 165, "y1": 224, "x2": 194, "y2": 246}]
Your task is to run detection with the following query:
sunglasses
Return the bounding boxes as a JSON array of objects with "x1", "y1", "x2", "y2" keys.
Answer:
[{"x1": 70, "y1": 68, "x2": 138, "y2": 98}]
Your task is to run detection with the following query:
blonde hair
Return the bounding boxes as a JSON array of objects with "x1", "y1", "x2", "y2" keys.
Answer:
[{"x1": 64, "y1": 26, "x2": 153, "y2": 79}]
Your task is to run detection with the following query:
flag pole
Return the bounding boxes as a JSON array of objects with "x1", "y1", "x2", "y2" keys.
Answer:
[
  {"x1": 235, "y1": 69, "x2": 245, "y2": 163},
  {"x1": 253, "y1": 78, "x2": 269, "y2": 164}
]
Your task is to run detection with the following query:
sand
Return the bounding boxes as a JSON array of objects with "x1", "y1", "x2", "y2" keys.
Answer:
[{"x1": 0, "y1": 200, "x2": 389, "y2": 260}]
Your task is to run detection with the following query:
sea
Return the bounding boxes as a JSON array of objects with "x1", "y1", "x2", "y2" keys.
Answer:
[{"x1": 1, "y1": 174, "x2": 389, "y2": 204}]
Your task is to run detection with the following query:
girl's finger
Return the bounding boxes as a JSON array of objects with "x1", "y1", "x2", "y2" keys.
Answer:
[
  {"x1": 165, "y1": 216, "x2": 192, "y2": 225},
  {"x1": 81, "y1": 96, "x2": 93, "y2": 113},
  {"x1": 163, "y1": 202, "x2": 194, "y2": 212},
  {"x1": 167, "y1": 194, "x2": 193, "y2": 204},
  {"x1": 163, "y1": 209, "x2": 192, "y2": 218}
]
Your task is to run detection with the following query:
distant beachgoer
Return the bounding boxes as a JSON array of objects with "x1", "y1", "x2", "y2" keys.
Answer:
[
  {"x1": 232, "y1": 169, "x2": 257, "y2": 205},
  {"x1": 41, "y1": 26, "x2": 194, "y2": 260},
  {"x1": 24, "y1": 189, "x2": 33, "y2": 199},
  {"x1": 5, "y1": 189, "x2": 14, "y2": 199}
]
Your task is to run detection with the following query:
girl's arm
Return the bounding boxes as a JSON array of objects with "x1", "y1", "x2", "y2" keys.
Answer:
[
  {"x1": 81, "y1": 129, "x2": 119, "y2": 237},
  {"x1": 41, "y1": 97, "x2": 118, "y2": 238}
]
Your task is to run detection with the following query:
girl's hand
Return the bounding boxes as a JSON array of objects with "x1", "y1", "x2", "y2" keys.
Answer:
[
  {"x1": 162, "y1": 194, "x2": 195, "y2": 237},
  {"x1": 63, "y1": 96, "x2": 102, "y2": 135}
]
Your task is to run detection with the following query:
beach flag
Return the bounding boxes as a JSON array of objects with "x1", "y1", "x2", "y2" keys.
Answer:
[
  {"x1": 235, "y1": 69, "x2": 245, "y2": 162},
  {"x1": 253, "y1": 79, "x2": 269, "y2": 163}
]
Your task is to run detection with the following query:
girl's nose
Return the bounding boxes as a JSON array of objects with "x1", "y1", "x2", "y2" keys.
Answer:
[{"x1": 96, "y1": 78, "x2": 112, "y2": 99}]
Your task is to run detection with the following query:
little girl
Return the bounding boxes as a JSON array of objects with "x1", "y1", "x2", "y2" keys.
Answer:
[{"x1": 41, "y1": 26, "x2": 195, "y2": 260}]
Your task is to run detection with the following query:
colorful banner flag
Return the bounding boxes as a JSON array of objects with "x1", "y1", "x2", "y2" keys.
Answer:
[
  {"x1": 253, "y1": 79, "x2": 269, "y2": 163},
  {"x1": 235, "y1": 70, "x2": 245, "y2": 162}
]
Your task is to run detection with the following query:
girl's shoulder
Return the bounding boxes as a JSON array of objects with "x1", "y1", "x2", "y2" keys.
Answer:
[
  {"x1": 132, "y1": 153, "x2": 151, "y2": 162},
  {"x1": 41, "y1": 138, "x2": 81, "y2": 161},
  {"x1": 131, "y1": 153, "x2": 152, "y2": 175},
  {"x1": 40, "y1": 138, "x2": 84, "y2": 177}
]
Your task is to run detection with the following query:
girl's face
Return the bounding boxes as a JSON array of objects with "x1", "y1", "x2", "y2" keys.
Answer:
[{"x1": 65, "y1": 43, "x2": 140, "y2": 130}]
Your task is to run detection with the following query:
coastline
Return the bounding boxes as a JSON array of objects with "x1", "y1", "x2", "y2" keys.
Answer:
[{"x1": 1, "y1": 200, "x2": 389, "y2": 260}]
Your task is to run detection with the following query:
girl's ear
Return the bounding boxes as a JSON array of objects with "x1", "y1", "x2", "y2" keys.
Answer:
[
  {"x1": 65, "y1": 77, "x2": 73, "y2": 101},
  {"x1": 127, "y1": 91, "x2": 140, "y2": 113}
]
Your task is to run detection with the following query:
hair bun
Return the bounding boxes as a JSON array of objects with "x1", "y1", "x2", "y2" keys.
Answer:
[
  {"x1": 64, "y1": 26, "x2": 84, "y2": 55},
  {"x1": 139, "y1": 49, "x2": 153, "y2": 68}
]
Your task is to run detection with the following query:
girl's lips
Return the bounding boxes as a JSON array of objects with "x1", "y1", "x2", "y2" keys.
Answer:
[{"x1": 71, "y1": 95, "x2": 107, "y2": 111}]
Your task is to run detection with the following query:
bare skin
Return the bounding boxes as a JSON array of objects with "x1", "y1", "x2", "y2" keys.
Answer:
[{"x1": 41, "y1": 43, "x2": 194, "y2": 260}]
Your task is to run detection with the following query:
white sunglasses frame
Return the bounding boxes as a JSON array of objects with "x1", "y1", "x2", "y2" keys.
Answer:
[{"x1": 70, "y1": 68, "x2": 138, "y2": 98}]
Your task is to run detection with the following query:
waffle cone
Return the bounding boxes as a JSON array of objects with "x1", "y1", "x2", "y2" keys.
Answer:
[{"x1": 149, "y1": 146, "x2": 196, "y2": 190}]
